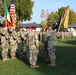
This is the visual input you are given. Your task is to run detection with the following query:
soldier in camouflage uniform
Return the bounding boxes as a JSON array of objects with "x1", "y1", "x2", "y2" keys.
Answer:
[
  {"x1": 26, "y1": 26, "x2": 39, "y2": 68},
  {"x1": 25, "y1": 26, "x2": 29, "y2": 59},
  {"x1": 17, "y1": 26, "x2": 26, "y2": 57},
  {"x1": 42, "y1": 29, "x2": 49, "y2": 61},
  {"x1": 34, "y1": 29, "x2": 39, "y2": 64},
  {"x1": 60, "y1": 31, "x2": 65, "y2": 40},
  {"x1": 9, "y1": 27, "x2": 17, "y2": 59},
  {"x1": 45, "y1": 24, "x2": 56, "y2": 66},
  {"x1": 16, "y1": 29, "x2": 21, "y2": 56},
  {"x1": 0, "y1": 25, "x2": 9, "y2": 61}
]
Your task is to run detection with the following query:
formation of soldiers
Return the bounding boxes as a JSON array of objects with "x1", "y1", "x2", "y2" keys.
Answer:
[
  {"x1": 0, "y1": 24, "x2": 39, "y2": 68},
  {"x1": 56, "y1": 31, "x2": 73, "y2": 39},
  {"x1": 0, "y1": 24, "x2": 57, "y2": 68}
]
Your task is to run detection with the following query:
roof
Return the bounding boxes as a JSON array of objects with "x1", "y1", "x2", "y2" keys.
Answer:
[
  {"x1": 21, "y1": 22, "x2": 41, "y2": 28},
  {"x1": 68, "y1": 24, "x2": 76, "y2": 28}
]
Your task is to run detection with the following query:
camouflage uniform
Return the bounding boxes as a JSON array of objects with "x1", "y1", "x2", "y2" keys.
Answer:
[
  {"x1": 26, "y1": 31, "x2": 29, "y2": 60},
  {"x1": 17, "y1": 29, "x2": 26, "y2": 57},
  {"x1": 9, "y1": 28, "x2": 17, "y2": 59},
  {"x1": 42, "y1": 31, "x2": 49, "y2": 61},
  {"x1": 26, "y1": 30, "x2": 39, "y2": 67},
  {"x1": 16, "y1": 30, "x2": 21, "y2": 50},
  {"x1": 35, "y1": 31, "x2": 39, "y2": 58},
  {"x1": 45, "y1": 29, "x2": 56, "y2": 66},
  {"x1": 0, "y1": 26, "x2": 9, "y2": 61}
]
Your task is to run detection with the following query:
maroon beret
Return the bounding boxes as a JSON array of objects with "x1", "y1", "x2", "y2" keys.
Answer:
[
  {"x1": 19, "y1": 26, "x2": 22, "y2": 29},
  {"x1": 2, "y1": 24, "x2": 6, "y2": 28}
]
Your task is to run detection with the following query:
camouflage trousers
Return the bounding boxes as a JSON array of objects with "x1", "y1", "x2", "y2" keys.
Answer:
[
  {"x1": 44, "y1": 41, "x2": 48, "y2": 59},
  {"x1": 1, "y1": 43, "x2": 9, "y2": 59},
  {"x1": 26, "y1": 46, "x2": 29, "y2": 60},
  {"x1": 18, "y1": 41, "x2": 25, "y2": 57},
  {"x1": 28, "y1": 46, "x2": 39, "y2": 65},
  {"x1": 47, "y1": 45, "x2": 56, "y2": 64},
  {"x1": 1, "y1": 47, "x2": 9, "y2": 59},
  {"x1": 10, "y1": 44, "x2": 17, "y2": 58}
]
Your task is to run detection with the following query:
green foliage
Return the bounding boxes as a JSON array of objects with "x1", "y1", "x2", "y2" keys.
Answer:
[
  {"x1": 57, "y1": 7, "x2": 65, "y2": 16},
  {"x1": 47, "y1": 11, "x2": 59, "y2": 26},
  {"x1": 0, "y1": 0, "x2": 34, "y2": 21},
  {"x1": 40, "y1": 10, "x2": 49, "y2": 30},
  {"x1": 0, "y1": 1, "x2": 4, "y2": 16},
  {"x1": 40, "y1": 20, "x2": 47, "y2": 30},
  {"x1": 69, "y1": 10, "x2": 76, "y2": 24}
]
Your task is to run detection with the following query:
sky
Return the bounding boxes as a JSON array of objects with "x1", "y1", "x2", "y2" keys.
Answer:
[{"x1": 23, "y1": 0, "x2": 76, "y2": 24}]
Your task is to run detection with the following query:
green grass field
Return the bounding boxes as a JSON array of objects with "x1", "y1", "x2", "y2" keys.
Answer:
[{"x1": 0, "y1": 37, "x2": 76, "y2": 75}]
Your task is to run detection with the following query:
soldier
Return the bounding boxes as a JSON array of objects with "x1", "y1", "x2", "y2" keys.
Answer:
[
  {"x1": 17, "y1": 26, "x2": 26, "y2": 58},
  {"x1": 26, "y1": 26, "x2": 30, "y2": 60},
  {"x1": 0, "y1": 25, "x2": 9, "y2": 61},
  {"x1": 42, "y1": 29, "x2": 49, "y2": 61},
  {"x1": 33, "y1": 26, "x2": 39, "y2": 65},
  {"x1": 60, "y1": 31, "x2": 65, "y2": 39},
  {"x1": 9, "y1": 26, "x2": 17, "y2": 59},
  {"x1": 45, "y1": 24, "x2": 56, "y2": 66},
  {"x1": 26, "y1": 26, "x2": 39, "y2": 68}
]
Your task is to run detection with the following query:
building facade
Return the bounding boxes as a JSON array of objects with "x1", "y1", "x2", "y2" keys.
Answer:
[
  {"x1": 68, "y1": 24, "x2": 76, "y2": 36},
  {"x1": 21, "y1": 22, "x2": 41, "y2": 32}
]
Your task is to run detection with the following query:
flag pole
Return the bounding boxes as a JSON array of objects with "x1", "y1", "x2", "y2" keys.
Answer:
[{"x1": 58, "y1": 22, "x2": 61, "y2": 32}]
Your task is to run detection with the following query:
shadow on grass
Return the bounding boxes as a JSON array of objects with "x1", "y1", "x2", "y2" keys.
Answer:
[
  {"x1": 60, "y1": 37, "x2": 76, "y2": 46},
  {"x1": 37, "y1": 46, "x2": 76, "y2": 75},
  {"x1": 63, "y1": 40, "x2": 76, "y2": 45},
  {"x1": 31, "y1": 44, "x2": 76, "y2": 75},
  {"x1": 16, "y1": 43, "x2": 76, "y2": 75},
  {"x1": 16, "y1": 51, "x2": 30, "y2": 66}
]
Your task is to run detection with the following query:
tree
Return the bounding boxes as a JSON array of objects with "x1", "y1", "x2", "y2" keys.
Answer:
[
  {"x1": 47, "y1": 11, "x2": 59, "y2": 26},
  {"x1": 69, "y1": 10, "x2": 76, "y2": 24},
  {"x1": 40, "y1": 9, "x2": 48, "y2": 30},
  {"x1": 0, "y1": 0, "x2": 4, "y2": 16},
  {"x1": 0, "y1": 0, "x2": 34, "y2": 21},
  {"x1": 57, "y1": 7, "x2": 65, "y2": 16},
  {"x1": 40, "y1": 20, "x2": 48, "y2": 30}
]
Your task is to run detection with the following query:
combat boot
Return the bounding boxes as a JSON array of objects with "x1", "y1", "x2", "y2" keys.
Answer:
[
  {"x1": 5, "y1": 58, "x2": 9, "y2": 61},
  {"x1": 11, "y1": 57, "x2": 16, "y2": 60},
  {"x1": 2, "y1": 58, "x2": 6, "y2": 62},
  {"x1": 31, "y1": 65, "x2": 39, "y2": 68},
  {"x1": 48, "y1": 64, "x2": 56, "y2": 66}
]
